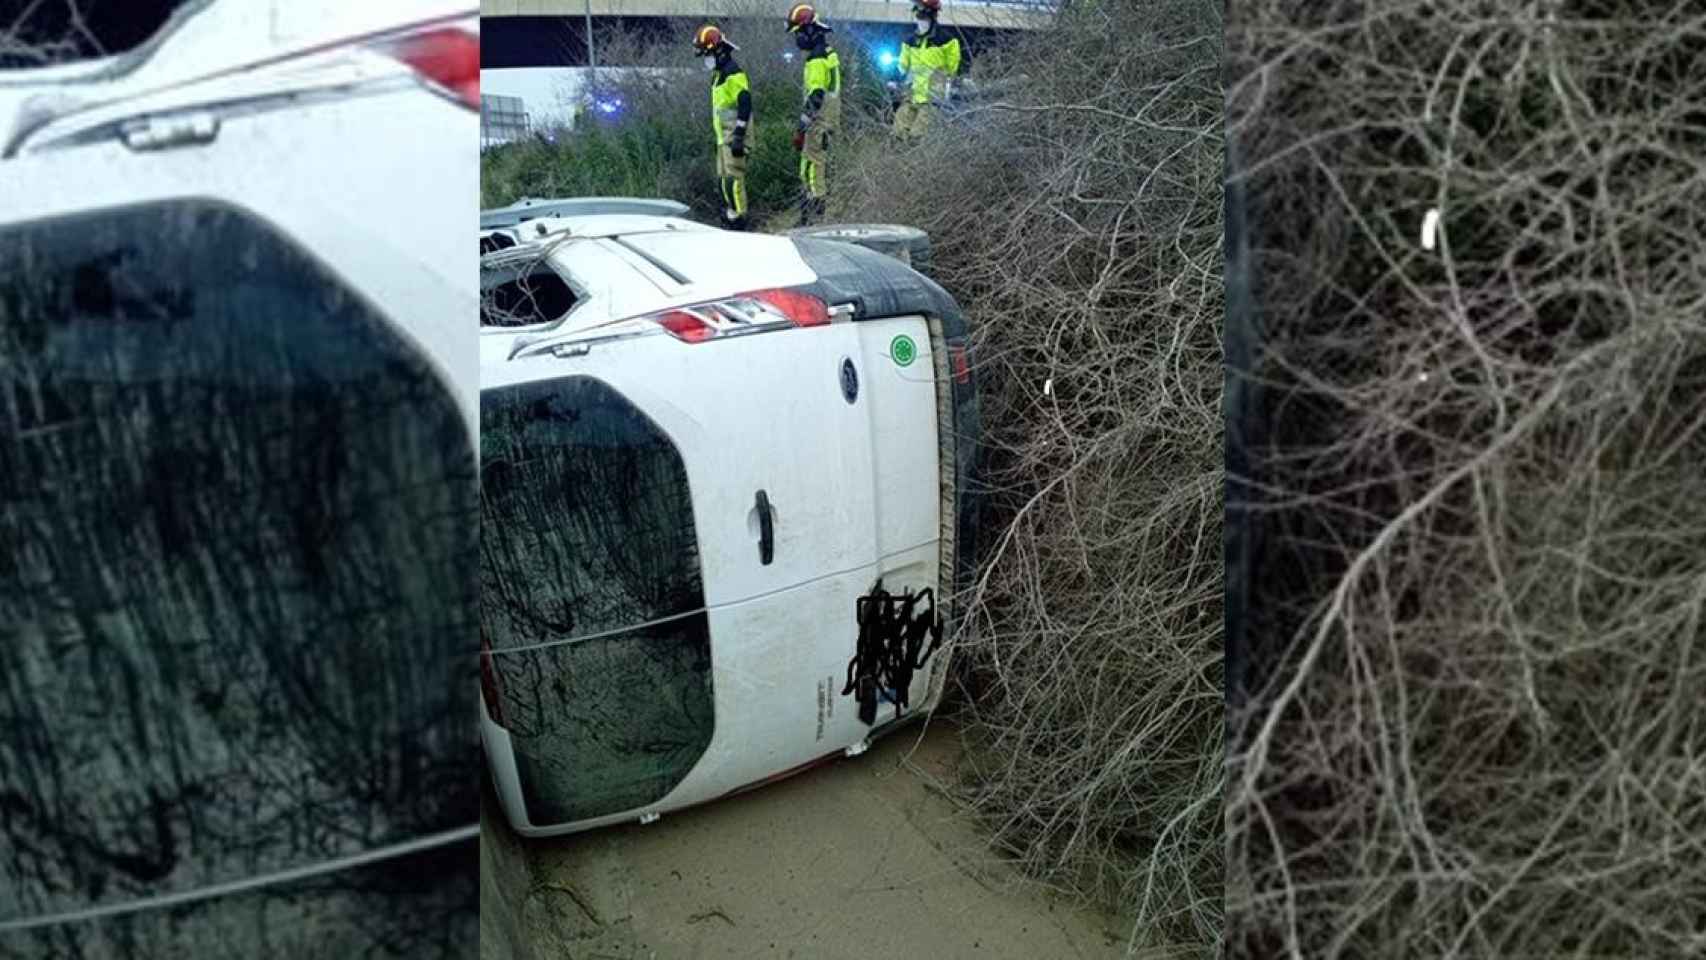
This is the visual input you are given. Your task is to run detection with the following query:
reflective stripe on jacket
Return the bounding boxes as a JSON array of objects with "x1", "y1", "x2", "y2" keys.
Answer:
[
  {"x1": 897, "y1": 30, "x2": 960, "y2": 105},
  {"x1": 711, "y1": 67, "x2": 750, "y2": 144}
]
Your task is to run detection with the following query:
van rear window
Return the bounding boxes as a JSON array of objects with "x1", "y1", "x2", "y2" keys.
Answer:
[
  {"x1": 480, "y1": 376, "x2": 714, "y2": 825},
  {"x1": 0, "y1": 200, "x2": 478, "y2": 938}
]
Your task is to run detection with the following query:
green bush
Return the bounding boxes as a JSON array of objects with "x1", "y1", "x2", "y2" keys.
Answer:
[{"x1": 480, "y1": 17, "x2": 892, "y2": 223}]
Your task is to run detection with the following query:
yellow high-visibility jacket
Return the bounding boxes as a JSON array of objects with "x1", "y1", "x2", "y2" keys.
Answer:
[
  {"x1": 898, "y1": 28, "x2": 961, "y2": 105},
  {"x1": 711, "y1": 64, "x2": 751, "y2": 145},
  {"x1": 802, "y1": 48, "x2": 842, "y2": 131}
]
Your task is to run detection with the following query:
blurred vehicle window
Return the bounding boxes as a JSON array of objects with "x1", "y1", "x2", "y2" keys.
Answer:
[
  {"x1": 0, "y1": 1, "x2": 194, "y2": 68},
  {"x1": 481, "y1": 260, "x2": 577, "y2": 327},
  {"x1": 0, "y1": 200, "x2": 479, "y2": 926},
  {"x1": 480, "y1": 375, "x2": 714, "y2": 825}
]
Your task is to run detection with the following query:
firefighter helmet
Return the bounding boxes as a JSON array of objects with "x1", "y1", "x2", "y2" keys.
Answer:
[
  {"x1": 786, "y1": 3, "x2": 818, "y2": 32},
  {"x1": 693, "y1": 24, "x2": 734, "y2": 54},
  {"x1": 912, "y1": 0, "x2": 941, "y2": 16}
]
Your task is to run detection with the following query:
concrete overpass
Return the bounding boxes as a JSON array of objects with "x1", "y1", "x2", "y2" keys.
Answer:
[
  {"x1": 481, "y1": 0, "x2": 1056, "y2": 68},
  {"x1": 481, "y1": 0, "x2": 1056, "y2": 30}
]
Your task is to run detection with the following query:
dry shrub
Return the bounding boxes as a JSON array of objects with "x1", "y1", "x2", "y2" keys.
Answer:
[
  {"x1": 836, "y1": 0, "x2": 1225, "y2": 952},
  {"x1": 1228, "y1": 3, "x2": 1706, "y2": 957}
]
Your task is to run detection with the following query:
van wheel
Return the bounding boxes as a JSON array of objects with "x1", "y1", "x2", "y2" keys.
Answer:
[{"x1": 787, "y1": 223, "x2": 932, "y2": 275}]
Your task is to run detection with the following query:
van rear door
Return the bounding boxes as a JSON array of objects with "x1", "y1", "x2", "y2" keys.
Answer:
[
  {"x1": 852, "y1": 314, "x2": 943, "y2": 621},
  {"x1": 479, "y1": 319, "x2": 884, "y2": 832}
]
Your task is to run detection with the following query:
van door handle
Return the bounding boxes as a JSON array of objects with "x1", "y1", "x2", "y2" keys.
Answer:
[{"x1": 755, "y1": 490, "x2": 774, "y2": 565}]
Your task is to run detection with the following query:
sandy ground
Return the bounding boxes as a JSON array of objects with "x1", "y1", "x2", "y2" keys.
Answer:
[{"x1": 504, "y1": 718, "x2": 1133, "y2": 960}]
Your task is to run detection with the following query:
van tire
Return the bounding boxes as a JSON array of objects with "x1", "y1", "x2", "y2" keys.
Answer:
[{"x1": 786, "y1": 223, "x2": 932, "y2": 275}]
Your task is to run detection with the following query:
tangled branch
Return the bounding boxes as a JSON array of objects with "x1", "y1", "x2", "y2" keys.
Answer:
[
  {"x1": 1228, "y1": 4, "x2": 1706, "y2": 957},
  {"x1": 838, "y1": 1, "x2": 1225, "y2": 953}
]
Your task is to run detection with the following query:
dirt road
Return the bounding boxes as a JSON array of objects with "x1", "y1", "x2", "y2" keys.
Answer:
[{"x1": 499, "y1": 718, "x2": 1133, "y2": 960}]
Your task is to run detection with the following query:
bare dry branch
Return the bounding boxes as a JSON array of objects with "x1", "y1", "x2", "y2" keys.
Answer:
[{"x1": 1228, "y1": 4, "x2": 1706, "y2": 957}]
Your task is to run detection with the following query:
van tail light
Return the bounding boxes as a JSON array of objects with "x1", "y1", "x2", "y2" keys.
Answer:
[
  {"x1": 752, "y1": 288, "x2": 831, "y2": 327},
  {"x1": 374, "y1": 25, "x2": 480, "y2": 110},
  {"x1": 6, "y1": 15, "x2": 482, "y2": 156},
  {"x1": 949, "y1": 343, "x2": 971, "y2": 384},
  {"x1": 511, "y1": 287, "x2": 833, "y2": 360},
  {"x1": 648, "y1": 288, "x2": 830, "y2": 344},
  {"x1": 480, "y1": 630, "x2": 507, "y2": 728},
  {"x1": 654, "y1": 311, "x2": 718, "y2": 343}
]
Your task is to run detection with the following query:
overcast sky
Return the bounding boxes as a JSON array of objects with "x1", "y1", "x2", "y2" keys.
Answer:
[{"x1": 480, "y1": 67, "x2": 586, "y2": 128}]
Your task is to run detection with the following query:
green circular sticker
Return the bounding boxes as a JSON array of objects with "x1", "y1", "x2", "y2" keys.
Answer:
[{"x1": 890, "y1": 334, "x2": 917, "y2": 367}]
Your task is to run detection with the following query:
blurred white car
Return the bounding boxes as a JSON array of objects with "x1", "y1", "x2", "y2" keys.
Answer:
[
  {"x1": 478, "y1": 200, "x2": 982, "y2": 837},
  {"x1": 0, "y1": 2, "x2": 479, "y2": 956}
]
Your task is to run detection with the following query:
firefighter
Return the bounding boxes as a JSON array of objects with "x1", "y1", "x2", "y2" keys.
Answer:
[
  {"x1": 893, "y1": 0, "x2": 961, "y2": 141},
  {"x1": 693, "y1": 24, "x2": 752, "y2": 231},
  {"x1": 785, "y1": 3, "x2": 840, "y2": 226}
]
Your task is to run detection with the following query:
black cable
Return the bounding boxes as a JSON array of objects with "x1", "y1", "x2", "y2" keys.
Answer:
[{"x1": 841, "y1": 581, "x2": 943, "y2": 726}]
